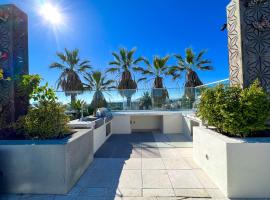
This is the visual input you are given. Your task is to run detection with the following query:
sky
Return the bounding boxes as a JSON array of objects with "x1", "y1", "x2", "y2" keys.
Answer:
[{"x1": 1, "y1": 0, "x2": 230, "y2": 90}]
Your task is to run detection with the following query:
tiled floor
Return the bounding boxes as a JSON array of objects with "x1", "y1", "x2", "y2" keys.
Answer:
[{"x1": 1, "y1": 134, "x2": 227, "y2": 200}]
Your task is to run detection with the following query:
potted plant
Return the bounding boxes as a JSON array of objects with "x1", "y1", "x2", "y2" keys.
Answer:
[
  {"x1": 0, "y1": 78, "x2": 94, "y2": 194},
  {"x1": 193, "y1": 80, "x2": 270, "y2": 198}
]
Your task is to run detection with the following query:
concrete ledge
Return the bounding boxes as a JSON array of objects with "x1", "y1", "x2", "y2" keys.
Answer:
[
  {"x1": 193, "y1": 126, "x2": 270, "y2": 198},
  {"x1": 0, "y1": 129, "x2": 94, "y2": 195}
]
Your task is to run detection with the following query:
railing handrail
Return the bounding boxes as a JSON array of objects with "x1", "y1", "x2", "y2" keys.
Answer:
[{"x1": 195, "y1": 78, "x2": 229, "y2": 88}]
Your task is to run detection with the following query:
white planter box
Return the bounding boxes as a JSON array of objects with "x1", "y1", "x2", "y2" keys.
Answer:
[
  {"x1": 193, "y1": 126, "x2": 270, "y2": 198},
  {"x1": 0, "y1": 129, "x2": 93, "y2": 195}
]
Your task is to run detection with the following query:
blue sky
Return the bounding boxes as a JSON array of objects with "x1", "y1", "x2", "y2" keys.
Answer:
[{"x1": 2, "y1": 0, "x2": 229, "y2": 89}]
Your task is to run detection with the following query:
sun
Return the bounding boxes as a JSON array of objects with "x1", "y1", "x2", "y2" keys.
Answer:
[{"x1": 39, "y1": 3, "x2": 62, "y2": 25}]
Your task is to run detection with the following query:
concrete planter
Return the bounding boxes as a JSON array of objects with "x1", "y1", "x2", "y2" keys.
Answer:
[
  {"x1": 193, "y1": 126, "x2": 270, "y2": 198},
  {"x1": 0, "y1": 129, "x2": 93, "y2": 195}
]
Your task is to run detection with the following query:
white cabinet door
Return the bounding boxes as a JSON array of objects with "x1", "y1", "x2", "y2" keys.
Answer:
[
  {"x1": 111, "y1": 115, "x2": 131, "y2": 134},
  {"x1": 163, "y1": 114, "x2": 182, "y2": 134}
]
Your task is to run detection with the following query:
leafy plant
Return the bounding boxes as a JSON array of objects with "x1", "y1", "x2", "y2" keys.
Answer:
[
  {"x1": 69, "y1": 99, "x2": 87, "y2": 119},
  {"x1": 22, "y1": 100, "x2": 69, "y2": 139},
  {"x1": 107, "y1": 47, "x2": 147, "y2": 108},
  {"x1": 0, "y1": 68, "x2": 3, "y2": 80},
  {"x1": 84, "y1": 71, "x2": 115, "y2": 115},
  {"x1": 21, "y1": 82, "x2": 69, "y2": 139},
  {"x1": 197, "y1": 80, "x2": 270, "y2": 137},
  {"x1": 50, "y1": 48, "x2": 91, "y2": 103},
  {"x1": 139, "y1": 92, "x2": 152, "y2": 110}
]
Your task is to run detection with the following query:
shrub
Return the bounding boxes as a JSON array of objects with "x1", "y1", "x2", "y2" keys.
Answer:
[
  {"x1": 197, "y1": 80, "x2": 270, "y2": 137},
  {"x1": 21, "y1": 82, "x2": 69, "y2": 139}
]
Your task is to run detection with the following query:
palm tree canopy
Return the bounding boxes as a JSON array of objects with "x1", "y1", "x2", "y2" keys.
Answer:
[
  {"x1": 50, "y1": 48, "x2": 91, "y2": 92},
  {"x1": 107, "y1": 47, "x2": 148, "y2": 74},
  {"x1": 169, "y1": 48, "x2": 213, "y2": 80},
  {"x1": 83, "y1": 71, "x2": 116, "y2": 91},
  {"x1": 84, "y1": 71, "x2": 115, "y2": 113},
  {"x1": 134, "y1": 55, "x2": 170, "y2": 88}
]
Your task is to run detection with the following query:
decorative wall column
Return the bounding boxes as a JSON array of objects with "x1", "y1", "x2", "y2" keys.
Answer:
[
  {"x1": 227, "y1": 0, "x2": 270, "y2": 91},
  {"x1": 0, "y1": 4, "x2": 28, "y2": 123}
]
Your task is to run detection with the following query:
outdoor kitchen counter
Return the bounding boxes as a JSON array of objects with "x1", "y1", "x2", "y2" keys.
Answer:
[{"x1": 112, "y1": 110, "x2": 193, "y2": 116}]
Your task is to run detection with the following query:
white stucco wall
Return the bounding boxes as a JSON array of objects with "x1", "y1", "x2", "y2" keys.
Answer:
[
  {"x1": 130, "y1": 116, "x2": 162, "y2": 131},
  {"x1": 162, "y1": 114, "x2": 182, "y2": 134},
  {"x1": 93, "y1": 122, "x2": 112, "y2": 153},
  {"x1": 193, "y1": 126, "x2": 270, "y2": 198},
  {"x1": 111, "y1": 115, "x2": 131, "y2": 134}
]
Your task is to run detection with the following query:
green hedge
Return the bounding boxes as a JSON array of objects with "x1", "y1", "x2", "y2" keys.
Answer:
[{"x1": 197, "y1": 80, "x2": 270, "y2": 137}]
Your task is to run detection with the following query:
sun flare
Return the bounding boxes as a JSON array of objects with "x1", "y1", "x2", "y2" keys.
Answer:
[{"x1": 39, "y1": 3, "x2": 62, "y2": 25}]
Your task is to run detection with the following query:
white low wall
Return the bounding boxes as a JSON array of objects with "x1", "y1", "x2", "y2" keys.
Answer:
[
  {"x1": 193, "y1": 126, "x2": 270, "y2": 198},
  {"x1": 112, "y1": 111, "x2": 184, "y2": 134},
  {"x1": 93, "y1": 121, "x2": 112, "y2": 153}
]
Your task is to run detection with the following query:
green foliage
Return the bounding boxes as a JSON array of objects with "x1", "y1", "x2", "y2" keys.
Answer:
[
  {"x1": 69, "y1": 99, "x2": 87, "y2": 118},
  {"x1": 84, "y1": 71, "x2": 115, "y2": 113},
  {"x1": 0, "y1": 68, "x2": 3, "y2": 80},
  {"x1": 21, "y1": 82, "x2": 69, "y2": 139},
  {"x1": 169, "y1": 48, "x2": 213, "y2": 87},
  {"x1": 139, "y1": 92, "x2": 152, "y2": 110},
  {"x1": 197, "y1": 80, "x2": 270, "y2": 137},
  {"x1": 31, "y1": 82, "x2": 58, "y2": 103},
  {"x1": 18, "y1": 74, "x2": 41, "y2": 98},
  {"x1": 50, "y1": 48, "x2": 91, "y2": 103},
  {"x1": 22, "y1": 100, "x2": 69, "y2": 139}
]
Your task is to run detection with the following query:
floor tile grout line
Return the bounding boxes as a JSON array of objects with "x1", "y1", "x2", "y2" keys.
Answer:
[{"x1": 160, "y1": 152, "x2": 176, "y2": 198}]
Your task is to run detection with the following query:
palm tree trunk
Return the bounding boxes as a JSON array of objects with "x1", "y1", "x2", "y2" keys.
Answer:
[
  {"x1": 126, "y1": 97, "x2": 131, "y2": 109},
  {"x1": 71, "y1": 93, "x2": 76, "y2": 104},
  {"x1": 184, "y1": 70, "x2": 202, "y2": 108},
  {"x1": 185, "y1": 70, "x2": 203, "y2": 87}
]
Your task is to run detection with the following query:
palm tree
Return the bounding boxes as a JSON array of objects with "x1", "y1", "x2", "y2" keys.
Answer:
[
  {"x1": 169, "y1": 48, "x2": 213, "y2": 106},
  {"x1": 107, "y1": 47, "x2": 147, "y2": 109},
  {"x1": 139, "y1": 92, "x2": 152, "y2": 110},
  {"x1": 84, "y1": 71, "x2": 115, "y2": 115},
  {"x1": 50, "y1": 48, "x2": 91, "y2": 103},
  {"x1": 134, "y1": 55, "x2": 170, "y2": 108},
  {"x1": 169, "y1": 48, "x2": 213, "y2": 87}
]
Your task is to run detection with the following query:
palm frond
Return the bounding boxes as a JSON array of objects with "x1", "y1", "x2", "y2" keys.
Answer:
[
  {"x1": 50, "y1": 62, "x2": 66, "y2": 69},
  {"x1": 106, "y1": 67, "x2": 120, "y2": 74},
  {"x1": 196, "y1": 49, "x2": 207, "y2": 62}
]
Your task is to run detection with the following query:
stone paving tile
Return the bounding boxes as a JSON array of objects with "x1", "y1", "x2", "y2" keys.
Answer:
[
  {"x1": 173, "y1": 189, "x2": 210, "y2": 198},
  {"x1": 142, "y1": 158, "x2": 165, "y2": 170},
  {"x1": 143, "y1": 189, "x2": 175, "y2": 197},
  {"x1": 182, "y1": 157, "x2": 200, "y2": 169},
  {"x1": 141, "y1": 148, "x2": 161, "y2": 158},
  {"x1": 4, "y1": 134, "x2": 228, "y2": 200},
  {"x1": 168, "y1": 170, "x2": 204, "y2": 189},
  {"x1": 110, "y1": 188, "x2": 142, "y2": 197},
  {"x1": 142, "y1": 170, "x2": 172, "y2": 189},
  {"x1": 205, "y1": 189, "x2": 226, "y2": 199},
  {"x1": 114, "y1": 197, "x2": 157, "y2": 200},
  {"x1": 79, "y1": 187, "x2": 108, "y2": 196},
  {"x1": 123, "y1": 158, "x2": 142, "y2": 170},
  {"x1": 193, "y1": 170, "x2": 218, "y2": 189},
  {"x1": 162, "y1": 158, "x2": 191, "y2": 170},
  {"x1": 118, "y1": 170, "x2": 142, "y2": 188},
  {"x1": 158, "y1": 149, "x2": 181, "y2": 159},
  {"x1": 20, "y1": 195, "x2": 55, "y2": 200}
]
